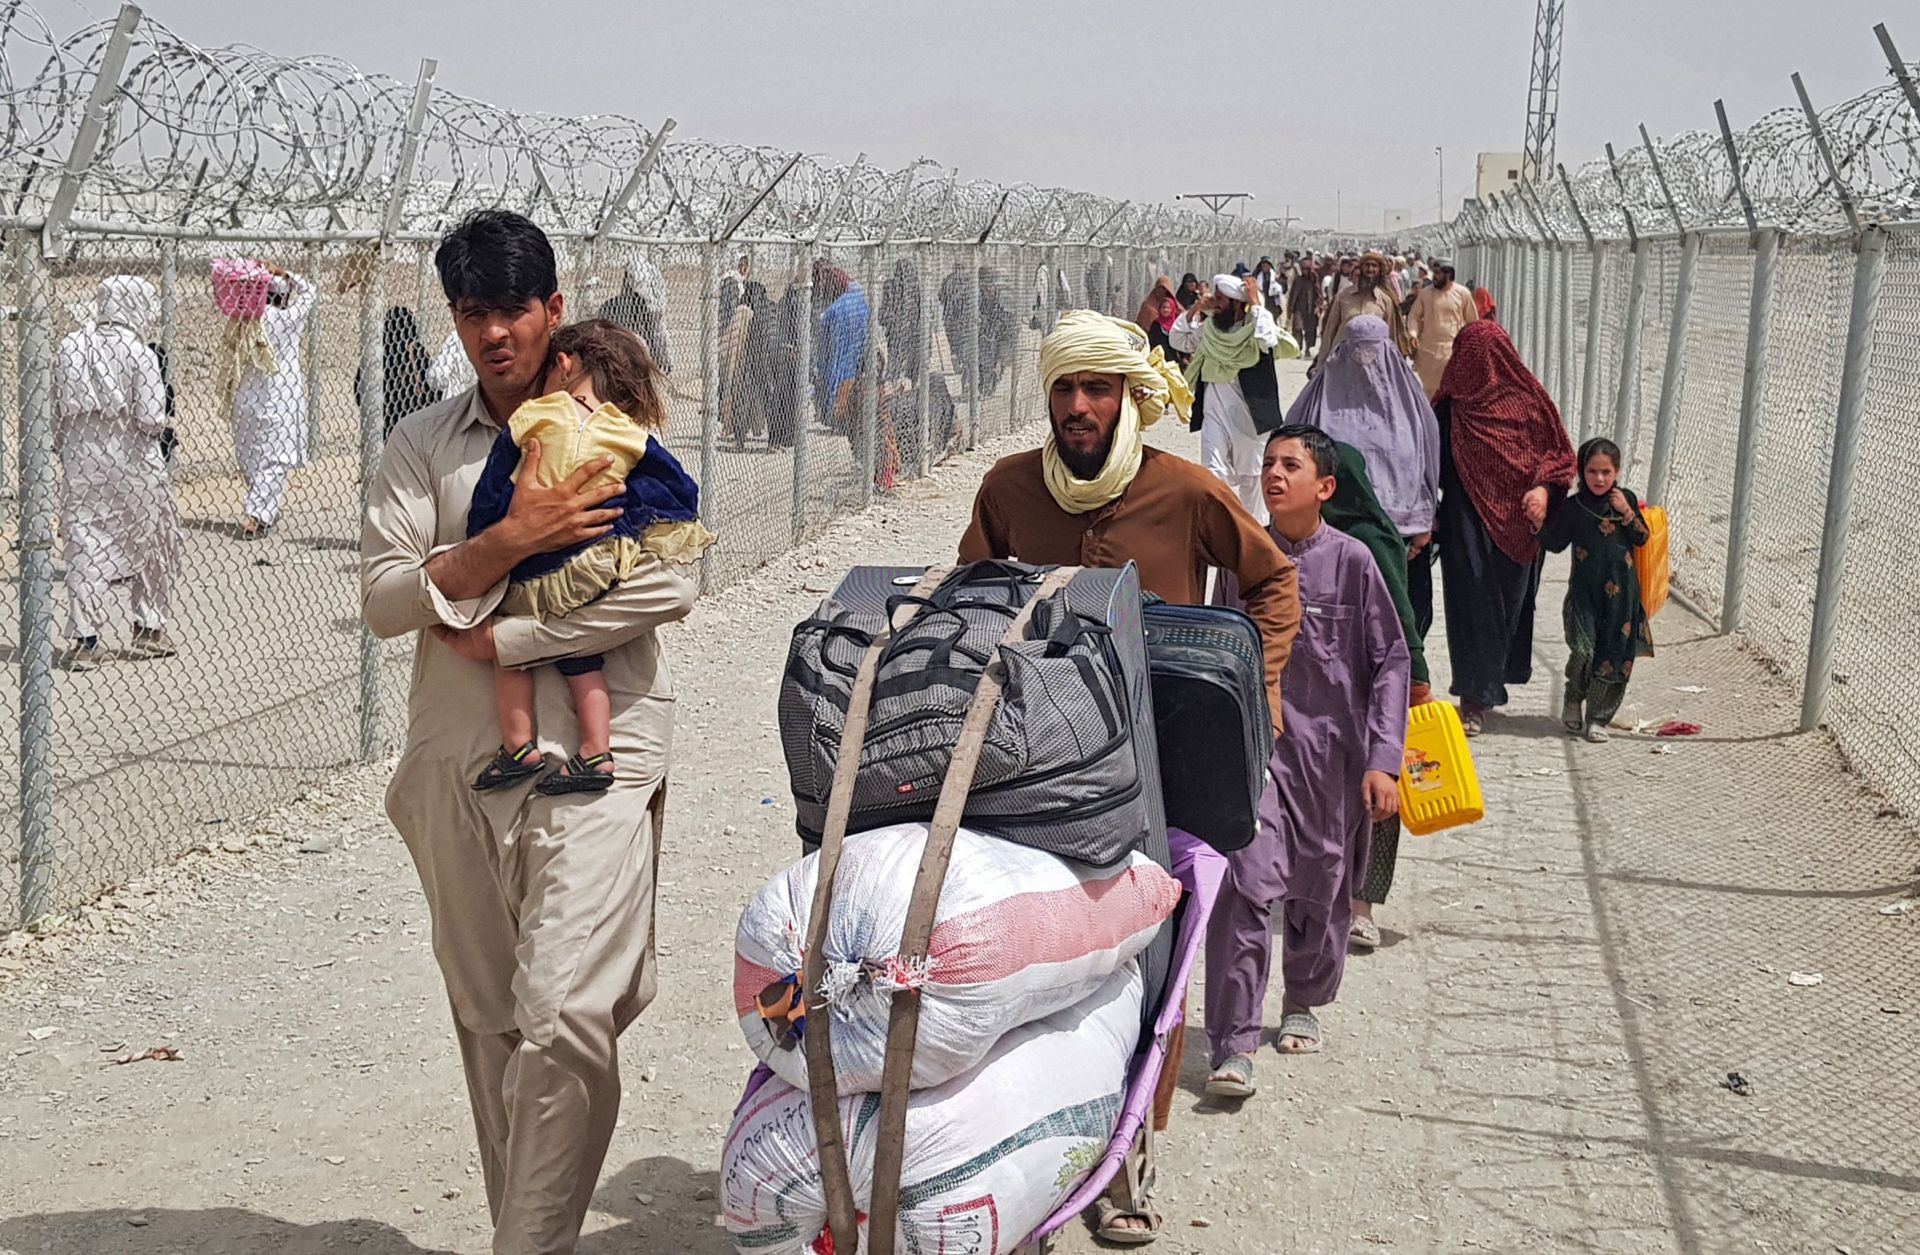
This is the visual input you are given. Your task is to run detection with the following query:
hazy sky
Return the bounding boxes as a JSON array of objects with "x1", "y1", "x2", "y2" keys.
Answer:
[{"x1": 50, "y1": 0, "x2": 1907, "y2": 231}]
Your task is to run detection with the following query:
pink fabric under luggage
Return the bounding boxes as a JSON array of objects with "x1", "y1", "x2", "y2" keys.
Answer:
[{"x1": 211, "y1": 257, "x2": 272, "y2": 319}]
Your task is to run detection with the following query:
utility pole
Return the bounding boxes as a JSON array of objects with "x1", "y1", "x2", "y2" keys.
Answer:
[{"x1": 1436, "y1": 147, "x2": 1445, "y2": 222}]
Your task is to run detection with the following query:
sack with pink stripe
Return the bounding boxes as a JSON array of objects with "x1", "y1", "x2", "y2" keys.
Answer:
[{"x1": 735, "y1": 821, "x2": 1179, "y2": 1094}]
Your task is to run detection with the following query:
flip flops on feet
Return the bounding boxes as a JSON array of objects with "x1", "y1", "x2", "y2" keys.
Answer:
[
  {"x1": 1561, "y1": 698, "x2": 1584, "y2": 730},
  {"x1": 1350, "y1": 916, "x2": 1382, "y2": 950},
  {"x1": 1205, "y1": 1053, "x2": 1257, "y2": 1099},
  {"x1": 1460, "y1": 704, "x2": 1486, "y2": 737},
  {"x1": 1277, "y1": 1010, "x2": 1322, "y2": 1055}
]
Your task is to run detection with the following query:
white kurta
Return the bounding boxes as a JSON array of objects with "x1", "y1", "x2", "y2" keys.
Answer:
[
  {"x1": 230, "y1": 272, "x2": 316, "y2": 524},
  {"x1": 55, "y1": 319, "x2": 181, "y2": 640},
  {"x1": 1171, "y1": 305, "x2": 1280, "y2": 525}
]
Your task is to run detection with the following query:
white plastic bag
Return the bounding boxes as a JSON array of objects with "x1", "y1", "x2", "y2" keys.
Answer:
[
  {"x1": 734, "y1": 822, "x2": 1176, "y2": 1093},
  {"x1": 722, "y1": 964, "x2": 1142, "y2": 1255}
]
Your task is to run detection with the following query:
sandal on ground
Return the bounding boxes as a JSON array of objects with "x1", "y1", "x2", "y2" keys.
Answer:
[
  {"x1": 1583, "y1": 724, "x2": 1611, "y2": 744},
  {"x1": 1276, "y1": 1010, "x2": 1323, "y2": 1055},
  {"x1": 1350, "y1": 916, "x2": 1382, "y2": 950},
  {"x1": 1459, "y1": 705, "x2": 1486, "y2": 737},
  {"x1": 533, "y1": 752, "x2": 616, "y2": 795},
  {"x1": 473, "y1": 742, "x2": 544, "y2": 791},
  {"x1": 1204, "y1": 1053, "x2": 1257, "y2": 1099},
  {"x1": 1561, "y1": 698, "x2": 1584, "y2": 731},
  {"x1": 1091, "y1": 1196, "x2": 1164, "y2": 1246}
]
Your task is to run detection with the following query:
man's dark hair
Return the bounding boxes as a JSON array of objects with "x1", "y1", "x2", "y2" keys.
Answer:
[
  {"x1": 435, "y1": 209, "x2": 557, "y2": 311},
  {"x1": 1266, "y1": 423, "x2": 1338, "y2": 478}
]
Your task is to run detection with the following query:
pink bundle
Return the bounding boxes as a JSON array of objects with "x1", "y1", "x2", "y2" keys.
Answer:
[{"x1": 211, "y1": 257, "x2": 272, "y2": 319}]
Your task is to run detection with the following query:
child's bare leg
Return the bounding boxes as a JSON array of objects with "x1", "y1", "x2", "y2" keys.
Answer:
[
  {"x1": 564, "y1": 670, "x2": 615, "y2": 773},
  {"x1": 494, "y1": 665, "x2": 538, "y2": 752}
]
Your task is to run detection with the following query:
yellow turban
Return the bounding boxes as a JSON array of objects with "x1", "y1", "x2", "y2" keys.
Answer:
[{"x1": 1038, "y1": 310, "x2": 1194, "y2": 515}]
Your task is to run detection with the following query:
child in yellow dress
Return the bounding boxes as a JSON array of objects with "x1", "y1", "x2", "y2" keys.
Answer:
[{"x1": 466, "y1": 319, "x2": 714, "y2": 794}]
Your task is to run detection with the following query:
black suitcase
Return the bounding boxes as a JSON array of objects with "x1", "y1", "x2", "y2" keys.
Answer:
[
  {"x1": 782, "y1": 561, "x2": 1166, "y2": 870},
  {"x1": 1143, "y1": 602, "x2": 1271, "y2": 852}
]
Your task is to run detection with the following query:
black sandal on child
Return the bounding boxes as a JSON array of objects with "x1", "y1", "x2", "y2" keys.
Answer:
[
  {"x1": 473, "y1": 742, "x2": 544, "y2": 791},
  {"x1": 533, "y1": 752, "x2": 616, "y2": 796}
]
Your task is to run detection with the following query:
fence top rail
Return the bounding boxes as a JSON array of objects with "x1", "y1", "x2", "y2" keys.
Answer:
[{"x1": 0, "y1": 2, "x2": 1303, "y2": 253}]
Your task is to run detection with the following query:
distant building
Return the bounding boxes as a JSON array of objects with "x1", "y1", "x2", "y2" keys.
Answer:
[{"x1": 1476, "y1": 152, "x2": 1530, "y2": 200}]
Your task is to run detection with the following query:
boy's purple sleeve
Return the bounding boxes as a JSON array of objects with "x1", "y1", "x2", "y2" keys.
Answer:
[{"x1": 1360, "y1": 550, "x2": 1412, "y2": 777}]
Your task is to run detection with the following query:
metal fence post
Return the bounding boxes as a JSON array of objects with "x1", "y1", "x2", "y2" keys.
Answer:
[
  {"x1": 913, "y1": 242, "x2": 934, "y2": 476},
  {"x1": 1555, "y1": 244, "x2": 1574, "y2": 417},
  {"x1": 358, "y1": 57, "x2": 437, "y2": 762},
  {"x1": 1611, "y1": 240, "x2": 1649, "y2": 455},
  {"x1": 15, "y1": 243, "x2": 57, "y2": 925},
  {"x1": 1644, "y1": 230, "x2": 1699, "y2": 506},
  {"x1": 1722, "y1": 228, "x2": 1778, "y2": 632},
  {"x1": 1800, "y1": 226, "x2": 1886, "y2": 730},
  {"x1": 1004, "y1": 242, "x2": 1023, "y2": 433},
  {"x1": 858, "y1": 242, "x2": 880, "y2": 501},
  {"x1": 965, "y1": 251, "x2": 981, "y2": 449},
  {"x1": 698, "y1": 242, "x2": 719, "y2": 592},
  {"x1": 792, "y1": 155, "x2": 865, "y2": 543}
]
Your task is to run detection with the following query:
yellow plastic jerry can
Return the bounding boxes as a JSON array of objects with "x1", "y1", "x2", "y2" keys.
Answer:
[{"x1": 1398, "y1": 701, "x2": 1486, "y2": 836}]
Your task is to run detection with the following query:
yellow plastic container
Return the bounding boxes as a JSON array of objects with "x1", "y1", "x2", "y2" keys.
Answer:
[{"x1": 1398, "y1": 701, "x2": 1485, "y2": 836}]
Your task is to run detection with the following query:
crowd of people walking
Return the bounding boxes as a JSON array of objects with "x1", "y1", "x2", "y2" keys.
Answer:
[{"x1": 45, "y1": 207, "x2": 1646, "y2": 1250}]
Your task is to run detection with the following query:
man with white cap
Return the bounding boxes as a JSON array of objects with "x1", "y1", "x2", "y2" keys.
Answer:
[
  {"x1": 960, "y1": 307, "x2": 1299, "y2": 1242},
  {"x1": 54, "y1": 275, "x2": 183, "y2": 669},
  {"x1": 1169, "y1": 273, "x2": 1285, "y2": 523}
]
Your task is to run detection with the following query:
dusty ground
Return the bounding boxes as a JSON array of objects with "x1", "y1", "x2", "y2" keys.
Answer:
[{"x1": 1, "y1": 370, "x2": 1916, "y2": 1254}]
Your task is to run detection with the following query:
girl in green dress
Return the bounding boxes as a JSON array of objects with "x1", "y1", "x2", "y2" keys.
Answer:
[{"x1": 1540, "y1": 438, "x2": 1654, "y2": 742}]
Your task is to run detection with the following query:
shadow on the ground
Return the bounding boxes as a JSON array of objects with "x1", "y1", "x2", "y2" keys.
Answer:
[
  {"x1": 0, "y1": 1209, "x2": 458, "y2": 1255},
  {"x1": 584, "y1": 1155, "x2": 730, "y2": 1253}
]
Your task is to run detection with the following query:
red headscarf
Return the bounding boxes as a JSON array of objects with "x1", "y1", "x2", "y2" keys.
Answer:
[
  {"x1": 1473, "y1": 286, "x2": 1497, "y2": 321},
  {"x1": 1436, "y1": 320, "x2": 1575, "y2": 564}
]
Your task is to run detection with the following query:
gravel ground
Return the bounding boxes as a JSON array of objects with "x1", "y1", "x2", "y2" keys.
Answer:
[{"x1": 2, "y1": 376, "x2": 1916, "y2": 1255}]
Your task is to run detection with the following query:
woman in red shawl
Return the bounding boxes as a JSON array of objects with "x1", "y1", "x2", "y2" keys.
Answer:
[{"x1": 1434, "y1": 320, "x2": 1575, "y2": 734}]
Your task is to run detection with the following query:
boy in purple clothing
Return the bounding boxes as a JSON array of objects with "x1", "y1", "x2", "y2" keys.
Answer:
[{"x1": 1205, "y1": 424, "x2": 1410, "y2": 1097}]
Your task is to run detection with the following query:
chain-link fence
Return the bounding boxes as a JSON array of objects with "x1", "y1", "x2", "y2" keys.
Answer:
[
  {"x1": 1436, "y1": 33, "x2": 1920, "y2": 830},
  {"x1": 0, "y1": 5, "x2": 1293, "y2": 928}
]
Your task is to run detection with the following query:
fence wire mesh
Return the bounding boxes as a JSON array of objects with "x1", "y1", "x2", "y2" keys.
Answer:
[
  {"x1": 0, "y1": 3, "x2": 1300, "y2": 928},
  {"x1": 1433, "y1": 35, "x2": 1920, "y2": 838}
]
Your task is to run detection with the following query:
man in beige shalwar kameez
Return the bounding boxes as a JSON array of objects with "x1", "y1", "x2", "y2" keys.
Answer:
[
  {"x1": 361, "y1": 209, "x2": 697, "y2": 1255},
  {"x1": 1407, "y1": 257, "x2": 1479, "y2": 398},
  {"x1": 1315, "y1": 252, "x2": 1412, "y2": 365}
]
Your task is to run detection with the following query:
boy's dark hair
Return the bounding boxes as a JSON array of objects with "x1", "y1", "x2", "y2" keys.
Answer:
[
  {"x1": 1266, "y1": 423, "x2": 1338, "y2": 479},
  {"x1": 550, "y1": 319, "x2": 666, "y2": 431},
  {"x1": 1577, "y1": 436, "x2": 1623, "y2": 473},
  {"x1": 435, "y1": 209, "x2": 557, "y2": 311}
]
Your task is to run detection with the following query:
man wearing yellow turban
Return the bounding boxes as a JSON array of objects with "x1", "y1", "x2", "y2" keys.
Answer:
[{"x1": 960, "y1": 312, "x2": 1302, "y2": 1211}]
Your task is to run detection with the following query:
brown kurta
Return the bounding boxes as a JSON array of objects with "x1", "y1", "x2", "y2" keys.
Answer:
[
  {"x1": 362, "y1": 385, "x2": 698, "y2": 1254},
  {"x1": 1318, "y1": 284, "x2": 1411, "y2": 360},
  {"x1": 959, "y1": 445, "x2": 1300, "y2": 738},
  {"x1": 1408, "y1": 282, "x2": 1480, "y2": 398}
]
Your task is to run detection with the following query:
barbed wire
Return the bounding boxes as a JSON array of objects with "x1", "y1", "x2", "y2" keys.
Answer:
[
  {"x1": 1420, "y1": 46, "x2": 1919, "y2": 248},
  {"x1": 0, "y1": 1, "x2": 1289, "y2": 249}
]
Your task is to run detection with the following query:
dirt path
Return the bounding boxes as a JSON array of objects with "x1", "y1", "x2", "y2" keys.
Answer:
[{"x1": 2, "y1": 377, "x2": 1915, "y2": 1255}]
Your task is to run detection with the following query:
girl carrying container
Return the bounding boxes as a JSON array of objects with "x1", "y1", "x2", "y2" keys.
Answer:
[{"x1": 1540, "y1": 437, "x2": 1654, "y2": 743}]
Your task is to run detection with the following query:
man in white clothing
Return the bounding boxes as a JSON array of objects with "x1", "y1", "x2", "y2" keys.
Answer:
[
  {"x1": 1170, "y1": 273, "x2": 1282, "y2": 523},
  {"x1": 55, "y1": 276, "x2": 183, "y2": 670},
  {"x1": 229, "y1": 264, "x2": 316, "y2": 536}
]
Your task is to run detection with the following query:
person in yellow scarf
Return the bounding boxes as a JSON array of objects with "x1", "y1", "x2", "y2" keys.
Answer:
[{"x1": 957, "y1": 305, "x2": 1301, "y2": 1242}]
